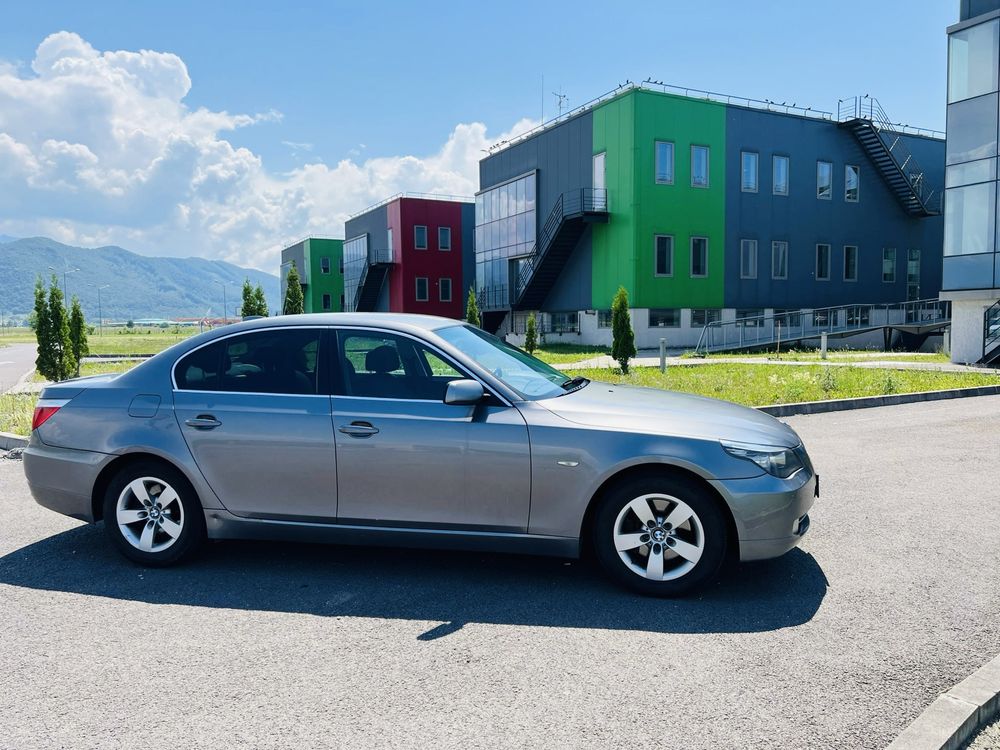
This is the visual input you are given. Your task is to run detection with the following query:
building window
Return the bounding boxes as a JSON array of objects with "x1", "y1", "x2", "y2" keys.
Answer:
[
  {"x1": 438, "y1": 226, "x2": 451, "y2": 251},
  {"x1": 690, "y1": 237, "x2": 708, "y2": 277},
  {"x1": 415, "y1": 277, "x2": 429, "y2": 301},
  {"x1": 320, "y1": 257, "x2": 331, "y2": 274},
  {"x1": 414, "y1": 225, "x2": 428, "y2": 250},
  {"x1": 322, "y1": 293, "x2": 332, "y2": 311},
  {"x1": 817, "y1": 161, "x2": 833, "y2": 200},
  {"x1": 907, "y1": 249, "x2": 920, "y2": 300},
  {"x1": 736, "y1": 309, "x2": 764, "y2": 327},
  {"x1": 772, "y1": 241, "x2": 788, "y2": 280},
  {"x1": 339, "y1": 257, "x2": 344, "y2": 274},
  {"x1": 845, "y1": 165, "x2": 860, "y2": 202},
  {"x1": 551, "y1": 312, "x2": 579, "y2": 333},
  {"x1": 649, "y1": 308, "x2": 681, "y2": 328},
  {"x1": 598, "y1": 310, "x2": 613, "y2": 328},
  {"x1": 815, "y1": 244, "x2": 831, "y2": 280},
  {"x1": 740, "y1": 239, "x2": 758, "y2": 279},
  {"x1": 948, "y1": 19, "x2": 1000, "y2": 104},
  {"x1": 654, "y1": 235, "x2": 673, "y2": 276},
  {"x1": 844, "y1": 245, "x2": 859, "y2": 281},
  {"x1": 944, "y1": 183, "x2": 997, "y2": 255},
  {"x1": 691, "y1": 309, "x2": 721, "y2": 327},
  {"x1": 439, "y1": 277, "x2": 452, "y2": 302},
  {"x1": 474, "y1": 172, "x2": 537, "y2": 298},
  {"x1": 340, "y1": 294, "x2": 345, "y2": 310},
  {"x1": 773, "y1": 155, "x2": 789, "y2": 196},
  {"x1": 655, "y1": 141, "x2": 674, "y2": 184},
  {"x1": 691, "y1": 146, "x2": 710, "y2": 188},
  {"x1": 882, "y1": 248, "x2": 897, "y2": 283},
  {"x1": 741, "y1": 152, "x2": 758, "y2": 192}
]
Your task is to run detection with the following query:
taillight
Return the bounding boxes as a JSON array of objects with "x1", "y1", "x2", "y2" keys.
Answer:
[{"x1": 32, "y1": 399, "x2": 70, "y2": 431}]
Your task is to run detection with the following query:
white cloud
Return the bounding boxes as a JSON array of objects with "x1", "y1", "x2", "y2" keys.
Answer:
[{"x1": 0, "y1": 32, "x2": 537, "y2": 272}]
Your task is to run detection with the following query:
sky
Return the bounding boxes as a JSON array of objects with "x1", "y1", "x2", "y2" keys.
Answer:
[{"x1": 0, "y1": 0, "x2": 957, "y2": 273}]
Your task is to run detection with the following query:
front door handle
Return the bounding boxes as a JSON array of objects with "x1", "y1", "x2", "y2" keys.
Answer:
[
  {"x1": 338, "y1": 421, "x2": 379, "y2": 438},
  {"x1": 185, "y1": 415, "x2": 222, "y2": 430}
]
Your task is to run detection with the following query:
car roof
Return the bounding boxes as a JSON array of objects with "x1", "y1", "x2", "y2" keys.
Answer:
[{"x1": 208, "y1": 312, "x2": 463, "y2": 335}]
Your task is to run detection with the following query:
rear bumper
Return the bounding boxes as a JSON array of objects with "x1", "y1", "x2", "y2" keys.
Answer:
[
  {"x1": 711, "y1": 469, "x2": 817, "y2": 562},
  {"x1": 22, "y1": 437, "x2": 112, "y2": 523}
]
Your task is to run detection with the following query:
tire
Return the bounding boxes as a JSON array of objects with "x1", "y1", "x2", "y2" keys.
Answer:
[
  {"x1": 102, "y1": 460, "x2": 206, "y2": 566},
  {"x1": 593, "y1": 474, "x2": 728, "y2": 597}
]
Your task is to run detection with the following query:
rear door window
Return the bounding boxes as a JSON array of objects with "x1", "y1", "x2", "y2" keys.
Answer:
[{"x1": 175, "y1": 342, "x2": 222, "y2": 391}]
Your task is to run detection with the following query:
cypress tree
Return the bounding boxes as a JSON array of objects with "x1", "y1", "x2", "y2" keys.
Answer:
[
  {"x1": 252, "y1": 283, "x2": 269, "y2": 316},
  {"x1": 283, "y1": 262, "x2": 304, "y2": 315},
  {"x1": 240, "y1": 278, "x2": 255, "y2": 318},
  {"x1": 47, "y1": 276, "x2": 76, "y2": 381},
  {"x1": 465, "y1": 287, "x2": 481, "y2": 327},
  {"x1": 524, "y1": 312, "x2": 538, "y2": 354},
  {"x1": 69, "y1": 295, "x2": 89, "y2": 377},
  {"x1": 611, "y1": 285, "x2": 636, "y2": 375},
  {"x1": 33, "y1": 276, "x2": 55, "y2": 380}
]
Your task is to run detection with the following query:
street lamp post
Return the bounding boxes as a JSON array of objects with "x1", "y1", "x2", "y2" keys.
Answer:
[
  {"x1": 213, "y1": 280, "x2": 232, "y2": 325},
  {"x1": 48, "y1": 265, "x2": 81, "y2": 300},
  {"x1": 89, "y1": 284, "x2": 110, "y2": 336}
]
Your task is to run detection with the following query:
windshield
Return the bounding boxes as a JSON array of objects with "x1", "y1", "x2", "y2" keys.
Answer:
[{"x1": 435, "y1": 324, "x2": 581, "y2": 400}]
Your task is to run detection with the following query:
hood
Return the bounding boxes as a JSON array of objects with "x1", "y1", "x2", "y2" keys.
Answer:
[{"x1": 540, "y1": 381, "x2": 801, "y2": 448}]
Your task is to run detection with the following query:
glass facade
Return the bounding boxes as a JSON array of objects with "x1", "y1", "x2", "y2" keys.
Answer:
[
  {"x1": 475, "y1": 172, "x2": 537, "y2": 302},
  {"x1": 343, "y1": 234, "x2": 369, "y2": 312},
  {"x1": 945, "y1": 16, "x2": 1000, "y2": 266}
]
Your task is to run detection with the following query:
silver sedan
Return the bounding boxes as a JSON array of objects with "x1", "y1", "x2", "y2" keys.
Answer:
[{"x1": 23, "y1": 314, "x2": 816, "y2": 596}]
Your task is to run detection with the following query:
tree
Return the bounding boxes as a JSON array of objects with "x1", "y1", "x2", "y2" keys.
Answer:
[
  {"x1": 611, "y1": 285, "x2": 636, "y2": 375},
  {"x1": 48, "y1": 276, "x2": 76, "y2": 381},
  {"x1": 240, "y1": 278, "x2": 255, "y2": 318},
  {"x1": 465, "y1": 287, "x2": 480, "y2": 327},
  {"x1": 283, "y1": 262, "x2": 304, "y2": 315},
  {"x1": 252, "y1": 283, "x2": 269, "y2": 317},
  {"x1": 524, "y1": 312, "x2": 538, "y2": 354},
  {"x1": 33, "y1": 276, "x2": 55, "y2": 380},
  {"x1": 69, "y1": 295, "x2": 89, "y2": 377}
]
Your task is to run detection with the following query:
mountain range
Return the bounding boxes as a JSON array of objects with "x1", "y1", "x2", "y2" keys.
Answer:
[{"x1": 0, "y1": 237, "x2": 279, "y2": 323}]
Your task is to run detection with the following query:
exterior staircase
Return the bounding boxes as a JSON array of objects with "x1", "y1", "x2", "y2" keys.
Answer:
[
  {"x1": 838, "y1": 96, "x2": 941, "y2": 217},
  {"x1": 478, "y1": 187, "x2": 608, "y2": 333},
  {"x1": 982, "y1": 300, "x2": 1000, "y2": 366},
  {"x1": 353, "y1": 248, "x2": 393, "y2": 312}
]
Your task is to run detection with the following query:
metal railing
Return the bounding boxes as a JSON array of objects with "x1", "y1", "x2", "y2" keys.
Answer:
[
  {"x1": 837, "y1": 95, "x2": 941, "y2": 213},
  {"x1": 694, "y1": 299, "x2": 951, "y2": 355},
  {"x1": 984, "y1": 300, "x2": 1000, "y2": 359},
  {"x1": 837, "y1": 96, "x2": 945, "y2": 139},
  {"x1": 477, "y1": 284, "x2": 512, "y2": 311},
  {"x1": 515, "y1": 187, "x2": 608, "y2": 299},
  {"x1": 350, "y1": 248, "x2": 394, "y2": 311},
  {"x1": 347, "y1": 192, "x2": 474, "y2": 220}
]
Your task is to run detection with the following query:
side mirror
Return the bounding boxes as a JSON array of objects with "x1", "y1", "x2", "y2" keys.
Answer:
[{"x1": 444, "y1": 379, "x2": 485, "y2": 405}]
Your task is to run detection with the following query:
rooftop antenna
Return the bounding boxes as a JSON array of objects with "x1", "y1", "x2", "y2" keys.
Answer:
[{"x1": 553, "y1": 87, "x2": 569, "y2": 118}]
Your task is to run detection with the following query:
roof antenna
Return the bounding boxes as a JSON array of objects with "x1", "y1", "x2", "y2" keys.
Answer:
[{"x1": 553, "y1": 86, "x2": 569, "y2": 118}]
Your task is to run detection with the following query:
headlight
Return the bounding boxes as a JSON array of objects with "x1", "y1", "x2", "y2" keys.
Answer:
[{"x1": 721, "y1": 440, "x2": 804, "y2": 479}]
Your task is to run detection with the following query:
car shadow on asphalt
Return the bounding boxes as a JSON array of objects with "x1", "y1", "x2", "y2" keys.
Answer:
[{"x1": 0, "y1": 524, "x2": 828, "y2": 637}]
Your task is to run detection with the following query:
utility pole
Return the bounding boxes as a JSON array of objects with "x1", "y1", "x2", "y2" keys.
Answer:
[
  {"x1": 89, "y1": 283, "x2": 110, "y2": 336},
  {"x1": 214, "y1": 280, "x2": 231, "y2": 325}
]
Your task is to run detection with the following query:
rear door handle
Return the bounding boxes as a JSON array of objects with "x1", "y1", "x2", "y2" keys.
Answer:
[
  {"x1": 185, "y1": 415, "x2": 222, "y2": 430},
  {"x1": 338, "y1": 421, "x2": 379, "y2": 438}
]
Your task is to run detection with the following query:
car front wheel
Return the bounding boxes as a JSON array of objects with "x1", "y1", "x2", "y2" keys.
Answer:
[
  {"x1": 593, "y1": 475, "x2": 728, "y2": 596},
  {"x1": 103, "y1": 461, "x2": 205, "y2": 566}
]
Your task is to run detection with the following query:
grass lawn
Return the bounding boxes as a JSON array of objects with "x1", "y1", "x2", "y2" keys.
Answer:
[
  {"x1": 695, "y1": 349, "x2": 951, "y2": 364},
  {"x1": 2, "y1": 328, "x2": 199, "y2": 356},
  {"x1": 532, "y1": 344, "x2": 610, "y2": 365},
  {"x1": 565, "y1": 363, "x2": 1000, "y2": 407},
  {"x1": 0, "y1": 393, "x2": 35, "y2": 436}
]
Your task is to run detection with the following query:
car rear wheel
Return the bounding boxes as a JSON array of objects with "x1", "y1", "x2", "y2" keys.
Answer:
[
  {"x1": 103, "y1": 461, "x2": 205, "y2": 566},
  {"x1": 593, "y1": 475, "x2": 728, "y2": 596}
]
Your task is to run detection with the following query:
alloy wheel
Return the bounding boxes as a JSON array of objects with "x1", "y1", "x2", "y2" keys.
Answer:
[
  {"x1": 613, "y1": 493, "x2": 705, "y2": 581},
  {"x1": 115, "y1": 476, "x2": 186, "y2": 554}
]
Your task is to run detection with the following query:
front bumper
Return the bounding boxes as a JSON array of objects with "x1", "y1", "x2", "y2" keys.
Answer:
[
  {"x1": 22, "y1": 437, "x2": 112, "y2": 523},
  {"x1": 711, "y1": 468, "x2": 817, "y2": 562}
]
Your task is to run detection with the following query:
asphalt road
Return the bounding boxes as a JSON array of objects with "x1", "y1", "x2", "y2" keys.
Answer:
[
  {"x1": 1, "y1": 397, "x2": 1000, "y2": 749},
  {"x1": 0, "y1": 342, "x2": 35, "y2": 392}
]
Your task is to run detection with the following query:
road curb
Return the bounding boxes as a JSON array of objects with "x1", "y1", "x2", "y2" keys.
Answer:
[
  {"x1": 757, "y1": 385, "x2": 1000, "y2": 417},
  {"x1": 0, "y1": 431, "x2": 27, "y2": 450},
  {"x1": 887, "y1": 654, "x2": 1000, "y2": 749}
]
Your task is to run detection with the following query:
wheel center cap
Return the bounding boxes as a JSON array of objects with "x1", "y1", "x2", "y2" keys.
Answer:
[
  {"x1": 652, "y1": 529, "x2": 666, "y2": 542},
  {"x1": 150, "y1": 508, "x2": 160, "y2": 519}
]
